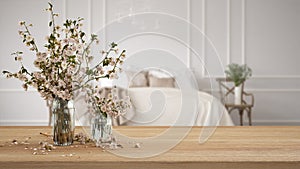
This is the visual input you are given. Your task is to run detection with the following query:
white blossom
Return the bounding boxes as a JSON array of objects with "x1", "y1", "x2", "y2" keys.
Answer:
[
  {"x1": 26, "y1": 35, "x2": 33, "y2": 41},
  {"x1": 62, "y1": 38, "x2": 69, "y2": 44},
  {"x1": 16, "y1": 56, "x2": 22, "y2": 61},
  {"x1": 4, "y1": 3, "x2": 127, "y2": 103},
  {"x1": 18, "y1": 74, "x2": 27, "y2": 81}
]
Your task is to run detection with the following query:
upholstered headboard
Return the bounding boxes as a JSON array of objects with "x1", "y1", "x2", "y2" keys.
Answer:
[{"x1": 126, "y1": 68, "x2": 177, "y2": 88}]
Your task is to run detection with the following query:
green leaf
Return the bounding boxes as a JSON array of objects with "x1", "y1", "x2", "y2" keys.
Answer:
[
  {"x1": 2, "y1": 70, "x2": 10, "y2": 74},
  {"x1": 12, "y1": 51, "x2": 23, "y2": 55},
  {"x1": 48, "y1": 2, "x2": 53, "y2": 8},
  {"x1": 80, "y1": 32, "x2": 85, "y2": 38},
  {"x1": 86, "y1": 69, "x2": 93, "y2": 75},
  {"x1": 111, "y1": 42, "x2": 118, "y2": 48},
  {"x1": 91, "y1": 34, "x2": 97, "y2": 39},
  {"x1": 49, "y1": 21, "x2": 52, "y2": 27},
  {"x1": 21, "y1": 67, "x2": 28, "y2": 74},
  {"x1": 225, "y1": 63, "x2": 252, "y2": 86},
  {"x1": 78, "y1": 17, "x2": 84, "y2": 21},
  {"x1": 69, "y1": 55, "x2": 76, "y2": 59},
  {"x1": 103, "y1": 59, "x2": 109, "y2": 66}
]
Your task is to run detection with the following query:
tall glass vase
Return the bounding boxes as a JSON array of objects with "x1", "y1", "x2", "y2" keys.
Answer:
[
  {"x1": 52, "y1": 98, "x2": 75, "y2": 146},
  {"x1": 91, "y1": 112, "x2": 112, "y2": 145}
]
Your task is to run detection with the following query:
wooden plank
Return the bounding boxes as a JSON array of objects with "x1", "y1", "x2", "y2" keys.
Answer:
[{"x1": 0, "y1": 126, "x2": 299, "y2": 169}]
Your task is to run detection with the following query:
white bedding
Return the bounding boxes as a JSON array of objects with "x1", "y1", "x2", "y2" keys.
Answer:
[{"x1": 124, "y1": 87, "x2": 234, "y2": 126}]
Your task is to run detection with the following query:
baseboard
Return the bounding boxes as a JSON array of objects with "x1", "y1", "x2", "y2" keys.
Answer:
[
  {"x1": 251, "y1": 120, "x2": 300, "y2": 126},
  {"x1": 0, "y1": 120, "x2": 49, "y2": 126},
  {"x1": 0, "y1": 120, "x2": 299, "y2": 126},
  {"x1": 0, "y1": 120, "x2": 83, "y2": 126}
]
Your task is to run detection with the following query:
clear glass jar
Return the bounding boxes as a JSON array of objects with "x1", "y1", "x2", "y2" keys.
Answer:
[
  {"x1": 91, "y1": 112, "x2": 112, "y2": 145},
  {"x1": 52, "y1": 98, "x2": 75, "y2": 146}
]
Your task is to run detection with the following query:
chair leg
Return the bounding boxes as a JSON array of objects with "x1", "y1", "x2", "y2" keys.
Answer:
[
  {"x1": 248, "y1": 108, "x2": 252, "y2": 126},
  {"x1": 239, "y1": 109, "x2": 244, "y2": 126}
]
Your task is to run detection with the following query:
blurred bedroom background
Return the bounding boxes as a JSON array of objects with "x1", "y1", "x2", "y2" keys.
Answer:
[{"x1": 0, "y1": 0, "x2": 299, "y2": 126}]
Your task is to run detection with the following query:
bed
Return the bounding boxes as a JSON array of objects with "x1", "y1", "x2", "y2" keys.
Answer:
[
  {"x1": 75, "y1": 69, "x2": 234, "y2": 126},
  {"x1": 121, "y1": 87, "x2": 233, "y2": 126}
]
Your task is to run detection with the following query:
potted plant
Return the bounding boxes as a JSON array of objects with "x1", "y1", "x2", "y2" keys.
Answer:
[{"x1": 225, "y1": 63, "x2": 252, "y2": 105}]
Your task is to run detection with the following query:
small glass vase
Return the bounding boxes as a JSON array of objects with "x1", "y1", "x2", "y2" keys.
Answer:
[
  {"x1": 91, "y1": 112, "x2": 112, "y2": 145},
  {"x1": 52, "y1": 97, "x2": 75, "y2": 146}
]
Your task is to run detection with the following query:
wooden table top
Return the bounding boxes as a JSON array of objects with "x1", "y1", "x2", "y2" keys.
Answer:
[{"x1": 0, "y1": 126, "x2": 299, "y2": 169}]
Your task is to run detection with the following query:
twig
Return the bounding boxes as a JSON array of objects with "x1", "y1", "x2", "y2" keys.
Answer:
[{"x1": 40, "y1": 132, "x2": 53, "y2": 137}]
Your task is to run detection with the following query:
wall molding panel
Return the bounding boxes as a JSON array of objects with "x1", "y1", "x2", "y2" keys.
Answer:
[
  {"x1": 187, "y1": 0, "x2": 191, "y2": 68},
  {"x1": 241, "y1": 0, "x2": 246, "y2": 64},
  {"x1": 201, "y1": 0, "x2": 206, "y2": 77},
  {"x1": 226, "y1": 0, "x2": 231, "y2": 65}
]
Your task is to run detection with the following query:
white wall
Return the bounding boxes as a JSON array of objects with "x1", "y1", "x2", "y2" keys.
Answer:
[{"x1": 0, "y1": 0, "x2": 299, "y2": 126}]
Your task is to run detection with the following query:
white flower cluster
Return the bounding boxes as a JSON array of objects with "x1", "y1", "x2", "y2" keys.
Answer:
[
  {"x1": 3, "y1": 3, "x2": 126, "y2": 101},
  {"x1": 87, "y1": 87, "x2": 131, "y2": 118}
]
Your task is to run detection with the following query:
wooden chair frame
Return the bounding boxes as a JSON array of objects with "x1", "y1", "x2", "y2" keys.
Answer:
[{"x1": 216, "y1": 78, "x2": 254, "y2": 126}]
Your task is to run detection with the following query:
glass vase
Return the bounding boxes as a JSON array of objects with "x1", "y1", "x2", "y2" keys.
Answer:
[
  {"x1": 52, "y1": 98, "x2": 75, "y2": 146},
  {"x1": 91, "y1": 113, "x2": 112, "y2": 145}
]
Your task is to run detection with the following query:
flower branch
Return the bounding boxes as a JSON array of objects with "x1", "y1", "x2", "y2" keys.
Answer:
[{"x1": 2, "y1": 2, "x2": 127, "y2": 101}]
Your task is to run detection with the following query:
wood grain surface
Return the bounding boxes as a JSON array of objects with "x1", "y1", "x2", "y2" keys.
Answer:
[{"x1": 0, "y1": 126, "x2": 299, "y2": 169}]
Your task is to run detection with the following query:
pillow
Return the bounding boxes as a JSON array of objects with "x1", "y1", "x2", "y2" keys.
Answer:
[
  {"x1": 148, "y1": 74, "x2": 176, "y2": 88},
  {"x1": 125, "y1": 71, "x2": 149, "y2": 87}
]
